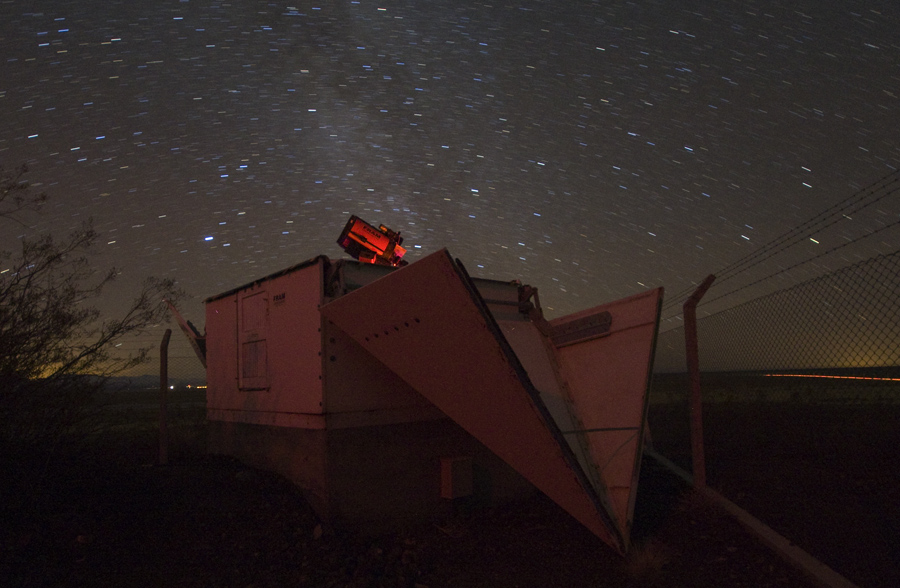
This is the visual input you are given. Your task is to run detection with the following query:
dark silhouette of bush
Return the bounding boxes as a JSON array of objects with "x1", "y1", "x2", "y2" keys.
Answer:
[{"x1": 0, "y1": 164, "x2": 182, "y2": 460}]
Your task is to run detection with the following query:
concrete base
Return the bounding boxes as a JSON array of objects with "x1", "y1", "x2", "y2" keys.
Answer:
[{"x1": 207, "y1": 417, "x2": 536, "y2": 530}]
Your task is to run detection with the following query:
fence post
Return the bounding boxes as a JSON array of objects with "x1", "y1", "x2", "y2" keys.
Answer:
[
  {"x1": 159, "y1": 328, "x2": 172, "y2": 466},
  {"x1": 683, "y1": 275, "x2": 715, "y2": 487}
]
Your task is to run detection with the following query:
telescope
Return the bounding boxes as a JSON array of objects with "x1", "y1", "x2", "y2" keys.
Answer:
[{"x1": 336, "y1": 215, "x2": 408, "y2": 267}]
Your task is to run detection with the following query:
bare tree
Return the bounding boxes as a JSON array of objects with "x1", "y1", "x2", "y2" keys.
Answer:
[
  {"x1": 1, "y1": 163, "x2": 47, "y2": 222},
  {"x1": 0, "y1": 165, "x2": 182, "y2": 453}
]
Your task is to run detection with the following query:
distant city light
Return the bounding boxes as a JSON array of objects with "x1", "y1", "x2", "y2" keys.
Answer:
[{"x1": 764, "y1": 373, "x2": 900, "y2": 382}]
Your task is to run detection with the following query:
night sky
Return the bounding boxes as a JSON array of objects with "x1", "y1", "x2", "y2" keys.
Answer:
[{"x1": 2, "y1": 1, "x2": 899, "y2": 355}]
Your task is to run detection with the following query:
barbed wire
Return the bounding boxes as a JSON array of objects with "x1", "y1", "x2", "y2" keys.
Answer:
[
  {"x1": 681, "y1": 216, "x2": 900, "y2": 317},
  {"x1": 654, "y1": 247, "x2": 900, "y2": 375},
  {"x1": 663, "y1": 169, "x2": 900, "y2": 312}
]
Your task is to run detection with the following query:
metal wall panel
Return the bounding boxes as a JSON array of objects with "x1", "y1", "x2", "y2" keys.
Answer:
[
  {"x1": 320, "y1": 249, "x2": 624, "y2": 552},
  {"x1": 266, "y1": 260, "x2": 326, "y2": 415},
  {"x1": 497, "y1": 320, "x2": 606, "y2": 508},
  {"x1": 206, "y1": 259, "x2": 326, "y2": 424},
  {"x1": 322, "y1": 318, "x2": 439, "y2": 420},
  {"x1": 548, "y1": 287, "x2": 663, "y2": 546},
  {"x1": 205, "y1": 294, "x2": 238, "y2": 418},
  {"x1": 238, "y1": 290, "x2": 269, "y2": 390}
]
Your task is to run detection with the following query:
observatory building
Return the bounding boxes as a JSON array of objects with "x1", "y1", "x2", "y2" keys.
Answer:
[{"x1": 180, "y1": 221, "x2": 661, "y2": 554}]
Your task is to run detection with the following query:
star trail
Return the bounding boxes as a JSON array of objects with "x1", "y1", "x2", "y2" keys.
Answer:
[{"x1": 1, "y1": 1, "x2": 898, "y2": 323}]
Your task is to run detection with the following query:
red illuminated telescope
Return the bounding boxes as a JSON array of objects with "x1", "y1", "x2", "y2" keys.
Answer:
[{"x1": 337, "y1": 215, "x2": 408, "y2": 267}]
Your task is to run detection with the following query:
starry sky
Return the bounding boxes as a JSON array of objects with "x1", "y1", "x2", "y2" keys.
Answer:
[{"x1": 2, "y1": 0, "x2": 899, "y2": 350}]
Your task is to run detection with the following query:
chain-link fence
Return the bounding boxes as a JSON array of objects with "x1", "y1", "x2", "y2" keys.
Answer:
[
  {"x1": 655, "y1": 248, "x2": 900, "y2": 378},
  {"x1": 648, "y1": 248, "x2": 900, "y2": 588}
]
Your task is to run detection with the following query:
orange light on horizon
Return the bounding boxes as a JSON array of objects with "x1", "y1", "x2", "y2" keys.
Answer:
[{"x1": 764, "y1": 373, "x2": 900, "y2": 382}]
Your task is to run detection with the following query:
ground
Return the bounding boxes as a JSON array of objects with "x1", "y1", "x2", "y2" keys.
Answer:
[
  {"x1": 2, "y1": 435, "x2": 814, "y2": 588},
  {"x1": 2, "y1": 379, "x2": 897, "y2": 588},
  {"x1": 648, "y1": 375, "x2": 900, "y2": 588}
]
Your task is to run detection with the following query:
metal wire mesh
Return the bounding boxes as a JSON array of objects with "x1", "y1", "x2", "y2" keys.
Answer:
[
  {"x1": 648, "y1": 248, "x2": 900, "y2": 587},
  {"x1": 655, "y1": 249, "x2": 900, "y2": 380}
]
